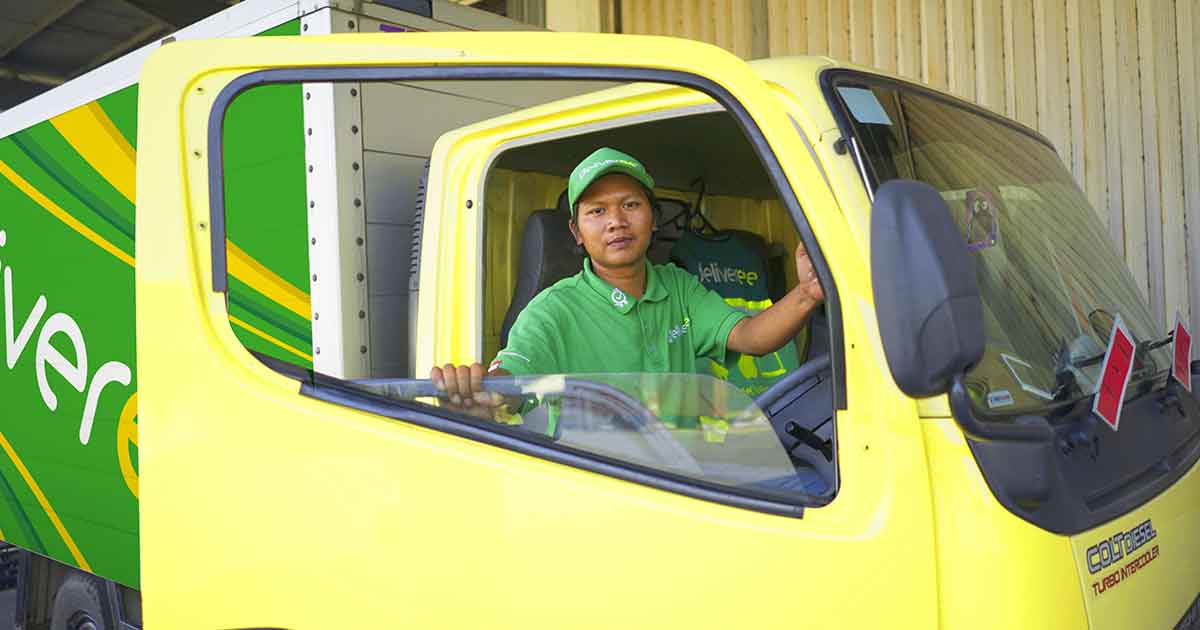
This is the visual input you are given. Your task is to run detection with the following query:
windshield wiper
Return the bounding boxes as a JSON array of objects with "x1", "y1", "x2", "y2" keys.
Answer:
[
  {"x1": 1052, "y1": 331, "x2": 1174, "y2": 400},
  {"x1": 1070, "y1": 350, "x2": 1106, "y2": 369},
  {"x1": 1140, "y1": 330, "x2": 1174, "y2": 353},
  {"x1": 1133, "y1": 331, "x2": 1171, "y2": 380},
  {"x1": 1052, "y1": 338, "x2": 1100, "y2": 401},
  {"x1": 1062, "y1": 330, "x2": 1172, "y2": 371}
]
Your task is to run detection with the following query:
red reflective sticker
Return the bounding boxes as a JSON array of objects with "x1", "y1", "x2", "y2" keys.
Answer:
[
  {"x1": 1173, "y1": 314, "x2": 1192, "y2": 393},
  {"x1": 1093, "y1": 316, "x2": 1136, "y2": 431}
]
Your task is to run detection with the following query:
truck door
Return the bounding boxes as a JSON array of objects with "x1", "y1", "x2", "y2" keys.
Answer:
[{"x1": 135, "y1": 33, "x2": 938, "y2": 629}]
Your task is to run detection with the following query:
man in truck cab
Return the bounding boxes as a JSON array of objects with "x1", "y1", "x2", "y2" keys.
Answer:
[{"x1": 431, "y1": 147, "x2": 824, "y2": 414}]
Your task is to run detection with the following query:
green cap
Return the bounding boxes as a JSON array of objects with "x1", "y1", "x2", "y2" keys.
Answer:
[{"x1": 567, "y1": 147, "x2": 655, "y2": 215}]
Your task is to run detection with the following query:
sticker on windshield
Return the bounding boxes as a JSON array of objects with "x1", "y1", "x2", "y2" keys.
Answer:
[
  {"x1": 1093, "y1": 315, "x2": 1136, "y2": 431},
  {"x1": 1000, "y1": 353, "x2": 1053, "y2": 400},
  {"x1": 836, "y1": 87, "x2": 893, "y2": 125},
  {"x1": 986, "y1": 389, "x2": 1014, "y2": 408},
  {"x1": 963, "y1": 189, "x2": 1000, "y2": 253},
  {"x1": 1173, "y1": 312, "x2": 1193, "y2": 392}
]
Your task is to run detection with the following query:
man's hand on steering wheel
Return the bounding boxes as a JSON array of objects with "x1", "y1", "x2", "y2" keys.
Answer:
[{"x1": 429, "y1": 362, "x2": 507, "y2": 420}]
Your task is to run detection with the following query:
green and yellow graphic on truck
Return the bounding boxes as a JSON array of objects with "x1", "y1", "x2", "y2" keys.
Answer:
[{"x1": 0, "y1": 19, "x2": 307, "y2": 590}]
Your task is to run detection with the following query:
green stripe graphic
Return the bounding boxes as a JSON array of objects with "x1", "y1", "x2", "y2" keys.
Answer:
[
  {"x1": 228, "y1": 276, "x2": 313, "y2": 352},
  {"x1": 0, "y1": 137, "x2": 133, "y2": 258},
  {"x1": 11, "y1": 131, "x2": 134, "y2": 240},
  {"x1": 97, "y1": 85, "x2": 139, "y2": 149}
]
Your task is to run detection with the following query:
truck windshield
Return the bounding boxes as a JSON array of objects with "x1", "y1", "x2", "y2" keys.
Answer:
[{"x1": 832, "y1": 78, "x2": 1171, "y2": 415}]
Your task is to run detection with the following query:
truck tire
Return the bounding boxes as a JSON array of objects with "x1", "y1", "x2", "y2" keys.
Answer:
[{"x1": 50, "y1": 574, "x2": 107, "y2": 630}]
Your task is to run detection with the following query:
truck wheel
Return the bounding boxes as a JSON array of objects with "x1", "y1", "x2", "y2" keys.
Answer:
[{"x1": 50, "y1": 574, "x2": 107, "y2": 630}]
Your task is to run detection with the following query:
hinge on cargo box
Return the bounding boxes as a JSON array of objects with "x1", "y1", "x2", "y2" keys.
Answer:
[{"x1": 300, "y1": 0, "x2": 359, "y2": 16}]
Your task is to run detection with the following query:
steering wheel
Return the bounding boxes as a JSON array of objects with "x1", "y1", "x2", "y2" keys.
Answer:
[
  {"x1": 754, "y1": 353, "x2": 832, "y2": 412},
  {"x1": 560, "y1": 378, "x2": 704, "y2": 475}
]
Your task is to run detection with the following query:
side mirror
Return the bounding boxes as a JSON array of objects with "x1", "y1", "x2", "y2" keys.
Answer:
[{"x1": 871, "y1": 180, "x2": 984, "y2": 397}]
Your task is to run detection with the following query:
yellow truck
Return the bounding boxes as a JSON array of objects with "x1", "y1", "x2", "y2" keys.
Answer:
[{"x1": 0, "y1": 2, "x2": 1197, "y2": 628}]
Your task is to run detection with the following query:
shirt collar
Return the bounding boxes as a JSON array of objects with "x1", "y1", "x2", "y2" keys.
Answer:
[{"x1": 582, "y1": 258, "x2": 666, "y2": 314}]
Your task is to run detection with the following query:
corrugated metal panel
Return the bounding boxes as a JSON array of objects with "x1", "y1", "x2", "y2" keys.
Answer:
[
  {"x1": 1180, "y1": 1, "x2": 1200, "y2": 328},
  {"x1": 594, "y1": 0, "x2": 1200, "y2": 328}
]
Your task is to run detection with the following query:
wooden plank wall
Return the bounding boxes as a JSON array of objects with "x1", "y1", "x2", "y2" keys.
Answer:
[{"x1": 602, "y1": 0, "x2": 1200, "y2": 329}]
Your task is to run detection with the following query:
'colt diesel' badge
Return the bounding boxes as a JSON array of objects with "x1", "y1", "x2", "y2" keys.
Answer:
[{"x1": 611, "y1": 287, "x2": 628, "y2": 309}]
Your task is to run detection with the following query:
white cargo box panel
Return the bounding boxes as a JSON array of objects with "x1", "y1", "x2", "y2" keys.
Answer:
[
  {"x1": 0, "y1": 0, "x2": 530, "y2": 139},
  {"x1": 0, "y1": 0, "x2": 532, "y2": 382}
]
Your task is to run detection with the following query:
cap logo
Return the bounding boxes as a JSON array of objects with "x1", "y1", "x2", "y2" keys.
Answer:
[
  {"x1": 610, "y1": 287, "x2": 629, "y2": 309},
  {"x1": 568, "y1": 148, "x2": 655, "y2": 214},
  {"x1": 577, "y1": 158, "x2": 639, "y2": 178}
]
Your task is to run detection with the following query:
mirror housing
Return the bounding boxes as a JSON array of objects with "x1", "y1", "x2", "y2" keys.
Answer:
[{"x1": 871, "y1": 180, "x2": 985, "y2": 397}]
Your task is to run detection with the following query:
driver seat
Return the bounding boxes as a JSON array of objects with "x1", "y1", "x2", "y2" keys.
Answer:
[{"x1": 500, "y1": 195, "x2": 581, "y2": 347}]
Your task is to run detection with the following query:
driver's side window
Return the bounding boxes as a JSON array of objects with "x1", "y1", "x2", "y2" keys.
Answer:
[
  {"x1": 479, "y1": 97, "x2": 838, "y2": 504},
  {"x1": 213, "y1": 74, "x2": 838, "y2": 511}
]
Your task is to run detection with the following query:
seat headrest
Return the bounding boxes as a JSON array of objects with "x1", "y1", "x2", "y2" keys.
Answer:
[{"x1": 500, "y1": 208, "x2": 582, "y2": 347}]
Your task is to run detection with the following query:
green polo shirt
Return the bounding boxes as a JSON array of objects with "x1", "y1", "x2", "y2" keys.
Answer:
[{"x1": 494, "y1": 259, "x2": 748, "y2": 376}]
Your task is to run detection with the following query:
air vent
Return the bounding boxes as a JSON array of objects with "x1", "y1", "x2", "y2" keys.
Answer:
[{"x1": 408, "y1": 160, "x2": 429, "y2": 293}]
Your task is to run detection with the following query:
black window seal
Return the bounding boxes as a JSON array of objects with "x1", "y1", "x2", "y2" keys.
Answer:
[
  {"x1": 205, "y1": 64, "x2": 846, "y2": 515},
  {"x1": 819, "y1": 68, "x2": 1059, "y2": 195}
]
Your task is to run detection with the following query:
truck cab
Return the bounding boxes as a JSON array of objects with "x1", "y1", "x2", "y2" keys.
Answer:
[
  {"x1": 1, "y1": 22, "x2": 1196, "y2": 629},
  {"x1": 126, "y1": 32, "x2": 1200, "y2": 628}
]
